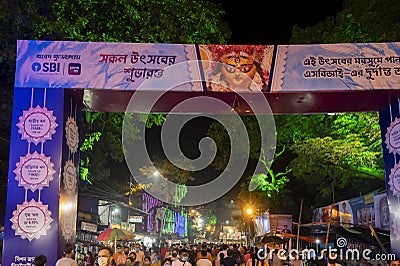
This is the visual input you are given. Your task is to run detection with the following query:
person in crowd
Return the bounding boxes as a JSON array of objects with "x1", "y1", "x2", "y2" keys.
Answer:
[
  {"x1": 216, "y1": 252, "x2": 225, "y2": 266},
  {"x1": 290, "y1": 251, "x2": 302, "y2": 266},
  {"x1": 113, "y1": 244, "x2": 127, "y2": 265},
  {"x1": 76, "y1": 250, "x2": 85, "y2": 263},
  {"x1": 163, "y1": 258, "x2": 173, "y2": 266},
  {"x1": 220, "y1": 249, "x2": 238, "y2": 266},
  {"x1": 196, "y1": 243, "x2": 213, "y2": 263},
  {"x1": 270, "y1": 249, "x2": 282, "y2": 266},
  {"x1": 212, "y1": 244, "x2": 220, "y2": 260},
  {"x1": 129, "y1": 252, "x2": 137, "y2": 260},
  {"x1": 161, "y1": 243, "x2": 170, "y2": 260},
  {"x1": 172, "y1": 249, "x2": 192, "y2": 266},
  {"x1": 77, "y1": 258, "x2": 85, "y2": 266},
  {"x1": 56, "y1": 243, "x2": 78, "y2": 266},
  {"x1": 124, "y1": 246, "x2": 131, "y2": 256},
  {"x1": 126, "y1": 256, "x2": 137, "y2": 266},
  {"x1": 144, "y1": 255, "x2": 156, "y2": 266},
  {"x1": 188, "y1": 246, "x2": 198, "y2": 266},
  {"x1": 34, "y1": 254, "x2": 47, "y2": 266},
  {"x1": 243, "y1": 248, "x2": 251, "y2": 264},
  {"x1": 218, "y1": 244, "x2": 229, "y2": 259},
  {"x1": 86, "y1": 251, "x2": 95, "y2": 266},
  {"x1": 231, "y1": 250, "x2": 244, "y2": 266},
  {"x1": 170, "y1": 248, "x2": 180, "y2": 262},
  {"x1": 97, "y1": 246, "x2": 115, "y2": 266},
  {"x1": 245, "y1": 249, "x2": 256, "y2": 266},
  {"x1": 150, "y1": 248, "x2": 161, "y2": 266},
  {"x1": 197, "y1": 250, "x2": 212, "y2": 266},
  {"x1": 135, "y1": 243, "x2": 146, "y2": 264}
]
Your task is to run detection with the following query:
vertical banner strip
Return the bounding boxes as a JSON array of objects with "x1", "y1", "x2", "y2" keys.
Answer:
[
  {"x1": 57, "y1": 91, "x2": 81, "y2": 258},
  {"x1": 3, "y1": 87, "x2": 64, "y2": 265},
  {"x1": 379, "y1": 100, "x2": 400, "y2": 259}
]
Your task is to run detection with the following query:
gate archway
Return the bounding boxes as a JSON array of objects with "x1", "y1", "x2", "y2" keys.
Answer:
[{"x1": 4, "y1": 40, "x2": 400, "y2": 264}]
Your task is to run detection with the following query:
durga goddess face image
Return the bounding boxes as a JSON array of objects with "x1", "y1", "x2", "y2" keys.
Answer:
[
  {"x1": 220, "y1": 50, "x2": 258, "y2": 90},
  {"x1": 199, "y1": 45, "x2": 274, "y2": 92}
]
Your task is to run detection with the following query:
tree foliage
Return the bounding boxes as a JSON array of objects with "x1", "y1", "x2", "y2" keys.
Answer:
[
  {"x1": 291, "y1": 0, "x2": 400, "y2": 44},
  {"x1": 35, "y1": 0, "x2": 231, "y2": 44},
  {"x1": 206, "y1": 115, "x2": 262, "y2": 171},
  {"x1": 0, "y1": 0, "x2": 232, "y2": 213},
  {"x1": 139, "y1": 156, "x2": 195, "y2": 205},
  {"x1": 290, "y1": 135, "x2": 384, "y2": 204},
  {"x1": 207, "y1": 111, "x2": 384, "y2": 216}
]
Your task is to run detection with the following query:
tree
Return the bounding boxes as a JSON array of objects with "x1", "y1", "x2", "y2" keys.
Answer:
[
  {"x1": 139, "y1": 156, "x2": 195, "y2": 205},
  {"x1": 0, "y1": 1, "x2": 233, "y2": 224},
  {"x1": 35, "y1": 0, "x2": 231, "y2": 44},
  {"x1": 207, "y1": 110, "x2": 385, "y2": 222},
  {"x1": 250, "y1": 147, "x2": 291, "y2": 198},
  {"x1": 290, "y1": 135, "x2": 384, "y2": 205},
  {"x1": 290, "y1": 0, "x2": 400, "y2": 44}
]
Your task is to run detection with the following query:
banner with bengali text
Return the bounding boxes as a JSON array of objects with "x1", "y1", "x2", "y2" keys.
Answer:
[{"x1": 15, "y1": 40, "x2": 400, "y2": 92}]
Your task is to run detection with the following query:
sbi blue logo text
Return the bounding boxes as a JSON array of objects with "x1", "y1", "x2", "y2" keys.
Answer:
[{"x1": 31, "y1": 62, "x2": 61, "y2": 73}]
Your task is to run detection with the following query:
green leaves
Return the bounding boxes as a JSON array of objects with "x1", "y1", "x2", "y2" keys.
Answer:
[
  {"x1": 38, "y1": 0, "x2": 231, "y2": 44},
  {"x1": 291, "y1": 0, "x2": 400, "y2": 44},
  {"x1": 251, "y1": 147, "x2": 291, "y2": 197},
  {"x1": 290, "y1": 134, "x2": 384, "y2": 205},
  {"x1": 80, "y1": 132, "x2": 102, "y2": 152}
]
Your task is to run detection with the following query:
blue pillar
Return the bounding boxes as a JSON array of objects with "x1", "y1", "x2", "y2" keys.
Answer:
[{"x1": 3, "y1": 87, "x2": 79, "y2": 265}]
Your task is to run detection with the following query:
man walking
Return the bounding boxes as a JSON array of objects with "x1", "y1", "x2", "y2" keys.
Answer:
[{"x1": 56, "y1": 244, "x2": 78, "y2": 266}]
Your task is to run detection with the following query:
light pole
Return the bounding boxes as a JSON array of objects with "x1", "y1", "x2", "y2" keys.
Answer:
[{"x1": 246, "y1": 207, "x2": 253, "y2": 246}]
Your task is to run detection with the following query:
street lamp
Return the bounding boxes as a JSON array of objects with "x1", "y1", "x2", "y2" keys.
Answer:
[
  {"x1": 245, "y1": 207, "x2": 253, "y2": 246},
  {"x1": 246, "y1": 208, "x2": 253, "y2": 215}
]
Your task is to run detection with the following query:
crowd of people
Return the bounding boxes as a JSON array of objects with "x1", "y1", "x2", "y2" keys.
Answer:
[
  {"x1": 33, "y1": 241, "x2": 400, "y2": 266},
  {"x1": 34, "y1": 241, "x2": 288, "y2": 266}
]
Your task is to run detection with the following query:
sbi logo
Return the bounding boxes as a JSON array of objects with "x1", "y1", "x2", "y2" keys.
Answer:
[{"x1": 31, "y1": 62, "x2": 61, "y2": 73}]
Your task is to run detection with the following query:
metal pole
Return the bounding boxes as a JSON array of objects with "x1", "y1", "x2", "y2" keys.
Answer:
[
  {"x1": 325, "y1": 221, "x2": 331, "y2": 249},
  {"x1": 369, "y1": 225, "x2": 388, "y2": 255},
  {"x1": 296, "y1": 198, "x2": 303, "y2": 251}
]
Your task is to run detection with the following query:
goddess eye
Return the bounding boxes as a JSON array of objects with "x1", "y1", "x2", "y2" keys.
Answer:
[
  {"x1": 224, "y1": 65, "x2": 236, "y2": 73},
  {"x1": 240, "y1": 65, "x2": 253, "y2": 73}
]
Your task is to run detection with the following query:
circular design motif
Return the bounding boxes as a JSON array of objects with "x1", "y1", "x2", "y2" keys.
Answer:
[
  {"x1": 385, "y1": 117, "x2": 400, "y2": 154},
  {"x1": 63, "y1": 160, "x2": 77, "y2": 194},
  {"x1": 10, "y1": 199, "x2": 53, "y2": 241},
  {"x1": 13, "y1": 151, "x2": 55, "y2": 192},
  {"x1": 65, "y1": 116, "x2": 79, "y2": 153},
  {"x1": 21, "y1": 158, "x2": 48, "y2": 185},
  {"x1": 18, "y1": 206, "x2": 45, "y2": 233},
  {"x1": 389, "y1": 162, "x2": 400, "y2": 196},
  {"x1": 17, "y1": 105, "x2": 58, "y2": 145}
]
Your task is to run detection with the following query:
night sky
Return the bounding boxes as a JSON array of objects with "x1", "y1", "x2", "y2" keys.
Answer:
[{"x1": 212, "y1": 0, "x2": 345, "y2": 44}]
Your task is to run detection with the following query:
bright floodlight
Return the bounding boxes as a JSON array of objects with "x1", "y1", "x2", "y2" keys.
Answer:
[{"x1": 246, "y1": 208, "x2": 253, "y2": 215}]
